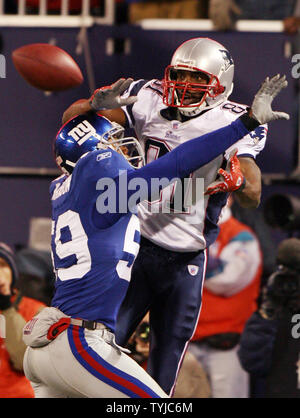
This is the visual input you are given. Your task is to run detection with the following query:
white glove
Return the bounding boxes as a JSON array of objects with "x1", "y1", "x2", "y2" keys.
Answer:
[
  {"x1": 90, "y1": 78, "x2": 138, "y2": 111},
  {"x1": 250, "y1": 74, "x2": 290, "y2": 124},
  {"x1": 209, "y1": 0, "x2": 241, "y2": 31}
]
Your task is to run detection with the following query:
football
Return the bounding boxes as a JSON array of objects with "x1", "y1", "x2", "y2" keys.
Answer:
[{"x1": 12, "y1": 43, "x2": 83, "y2": 91}]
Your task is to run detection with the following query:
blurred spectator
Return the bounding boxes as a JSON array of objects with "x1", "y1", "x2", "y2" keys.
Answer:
[
  {"x1": 16, "y1": 247, "x2": 55, "y2": 306},
  {"x1": 127, "y1": 0, "x2": 209, "y2": 24},
  {"x1": 0, "y1": 243, "x2": 45, "y2": 398},
  {"x1": 4, "y1": 0, "x2": 17, "y2": 13},
  {"x1": 209, "y1": 0, "x2": 299, "y2": 32},
  {"x1": 127, "y1": 313, "x2": 211, "y2": 398},
  {"x1": 238, "y1": 238, "x2": 300, "y2": 398},
  {"x1": 284, "y1": 0, "x2": 300, "y2": 34},
  {"x1": 231, "y1": 199, "x2": 277, "y2": 287},
  {"x1": 235, "y1": 0, "x2": 296, "y2": 20},
  {"x1": 188, "y1": 196, "x2": 263, "y2": 398},
  {"x1": 172, "y1": 352, "x2": 211, "y2": 398},
  {"x1": 16, "y1": 0, "x2": 103, "y2": 16},
  {"x1": 208, "y1": 0, "x2": 241, "y2": 31}
]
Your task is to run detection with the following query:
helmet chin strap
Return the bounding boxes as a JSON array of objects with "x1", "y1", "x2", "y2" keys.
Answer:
[
  {"x1": 178, "y1": 99, "x2": 208, "y2": 117},
  {"x1": 177, "y1": 83, "x2": 234, "y2": 117}
]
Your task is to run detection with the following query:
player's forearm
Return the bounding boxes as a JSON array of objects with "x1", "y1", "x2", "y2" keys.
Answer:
[
  {"x1": 122, "y1": 116, "x2": 258, "y2": 210},
  {"x1": 176, "y1": 115, "x2": 259, "y2": 178},
  {"x1": 102, "y1": 113, "x2": 259, "y2": 220},
  {"x1": 234, "y1": 182, "x2": 261, "y2": 208},
  {"x1": 234, "y1": 157, "x2": 262, "y2": 208},
  {"x1": 62, "y1": 99, "x2": 91, "y2": 124},
  {"x1": 62, "y1": 101, "x2": 127, "y2": 126}
]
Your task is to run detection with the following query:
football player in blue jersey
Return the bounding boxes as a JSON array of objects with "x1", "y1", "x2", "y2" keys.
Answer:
[{"x1": 22, "y1": 74, "x2": 288, "y2": 398}]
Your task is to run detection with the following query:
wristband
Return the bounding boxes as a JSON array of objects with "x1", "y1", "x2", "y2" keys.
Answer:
[
  {"x1": 89, "y1": 99, "x2": 98, "y2": 112},
  {"x1": 239, "y1": 112, "x2": 260, "y2": 131},
  {"x1": 238, "y1": 176, "x2": 246, "y2": 192}
]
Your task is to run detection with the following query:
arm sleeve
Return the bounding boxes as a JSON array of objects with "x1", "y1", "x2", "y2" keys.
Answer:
[
  {"x1": 124, "y1": 117, "x2": 251, "y2": 203},
  {"x1": 96, "y1": 117, "x2": 255, "y2": 226},
  {"x1": 121, "y1": 79, "x2": 148, "y2": 128},
  {"x1": 204, "y1": 232, "x2": 261, "y2": 297},
  {"x1": 225, "y1": 124, "x2": 267, "y2": 160}
]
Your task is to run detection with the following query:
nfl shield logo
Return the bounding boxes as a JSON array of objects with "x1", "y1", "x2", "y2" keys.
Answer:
[{"x1": 188, "y1": 265, "x2": 199, "y2": 276}]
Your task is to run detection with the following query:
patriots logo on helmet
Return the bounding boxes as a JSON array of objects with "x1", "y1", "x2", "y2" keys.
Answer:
[{"x1": 219, "y1": 49, "x2": 234, "y2": 71}]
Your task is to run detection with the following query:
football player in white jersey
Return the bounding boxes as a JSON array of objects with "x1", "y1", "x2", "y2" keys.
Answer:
[{"x1": 62, "y1": 38, "x2": 289, "y2": 395}]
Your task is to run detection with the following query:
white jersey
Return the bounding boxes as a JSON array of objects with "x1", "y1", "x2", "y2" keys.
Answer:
[{"x1": 122, "y1": 79, "x2": 267, "y2": 252}]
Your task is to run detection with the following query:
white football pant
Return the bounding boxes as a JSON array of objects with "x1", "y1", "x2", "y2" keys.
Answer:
[{"x1": 23, "y1": 325, "x2": 168, "y2": 398}]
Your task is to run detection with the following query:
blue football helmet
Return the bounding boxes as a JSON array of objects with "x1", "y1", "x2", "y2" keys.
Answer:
[{"x1": 54, "y1": 112, "x2": 144, "y2": 175}]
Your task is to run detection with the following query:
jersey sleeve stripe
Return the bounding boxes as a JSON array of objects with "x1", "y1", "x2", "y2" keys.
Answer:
[
  {"x1": 124, "y1": 79, "x2": 148, "y2": 127},
  {"x1": 146, "y1": 85, "x2": 163, "y2": 96}
]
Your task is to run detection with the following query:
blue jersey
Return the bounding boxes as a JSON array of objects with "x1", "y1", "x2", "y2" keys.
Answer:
[
  {"x1": 51, "y1": 150, "x2": 140, "y2": 331},
  {"x1": 50, "y1": 118, "x2": 250, "y2": 331}
]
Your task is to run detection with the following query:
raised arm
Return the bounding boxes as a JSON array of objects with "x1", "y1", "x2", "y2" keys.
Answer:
[
  {"x1": 93, "y1": 75, "x2": 289, "y2": 226},
  {"x1": 62, "y1": 78, "x2": 136, "y2": 126}
]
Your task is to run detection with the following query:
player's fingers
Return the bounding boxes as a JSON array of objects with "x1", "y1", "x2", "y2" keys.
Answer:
[
  {"x1": 218, "y1": 168, "x2": 227, "y2": 178},
  {"x1": 270, "y1": 74, "x2": 280, "y2": 83},
  {"x1": 274, "y1": 78, "x2": 288, "y2": 96},
  {"x1": 118, "y1": 96, "x2": 138, "y2": 106},
  {"x1": 118, "y1": 78, "x2": 134, "y2": 94},
  {"x1": 205, "y1": 184, "x2": 225, "y2": 195},
  {"x1": 112, "y1": 78, "x2": 134, "y2": 95},
  {"x1": 269, "y1": 75, "x2": 288, "y2": 96},
  {"x1": 110, "y1": 78, "x2": 126, "y2": 92},
  {"x1": 228, "y1": 148, "x2": 238, "y2": 160},
  {"x1": 204, "y1": 187, "x2": 218, "y2": 195},
  {"x1": 204, "y1": 181, "x2": 220, "y2": 194},
  {"x1": 271, "y1": 111, "x2": 290, "y2": 120}
]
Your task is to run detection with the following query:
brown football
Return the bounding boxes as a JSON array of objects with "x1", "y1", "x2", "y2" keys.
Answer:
[{"x1": 12, "y1": 43, "x2": 83, "y2": 91}]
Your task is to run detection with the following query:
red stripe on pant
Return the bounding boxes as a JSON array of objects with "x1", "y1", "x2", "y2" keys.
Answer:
[{"x1": 72, "y1": 326, "x2": 152, "y2": 398}]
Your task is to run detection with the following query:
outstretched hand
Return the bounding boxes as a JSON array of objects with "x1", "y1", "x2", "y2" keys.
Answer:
[
  {"x1": 250, "y1": 74, "x2": 289, "y2": 124},
  {"x1": 90, "y1": 78, "x2": 138, "y2": 111}
]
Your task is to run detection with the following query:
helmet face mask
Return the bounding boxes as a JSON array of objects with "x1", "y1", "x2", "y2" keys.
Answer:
[
  {"x1": 54, "y1": 114, "x2": 144, "y2": 175},
  {"x1": 164, "y1": 65, "x2": 225, "y2": 109},
  {"x1": 163, "y1": 38, "x2": 234, "y2": 117},
  {"x1": 101, "y1": 125, "x2": 145, "y2": 168}
]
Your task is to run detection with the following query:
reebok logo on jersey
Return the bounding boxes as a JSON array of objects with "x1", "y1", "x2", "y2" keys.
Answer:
[
  {"x1": 165, "y1": 130, "x2": 180, "y2": 140},
  {"x1": 188, "y1": 265, "x2": 199, "y2": 276},
  {"x1": 97, "y1": 152, "x2": 112, "y2": 161}
]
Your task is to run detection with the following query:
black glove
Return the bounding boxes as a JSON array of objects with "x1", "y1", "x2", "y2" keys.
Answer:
[{"x1": 0, "y1": 294, "x2": 12, "y2": 310}]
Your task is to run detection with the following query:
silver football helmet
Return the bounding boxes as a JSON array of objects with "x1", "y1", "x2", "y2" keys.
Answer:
[{"x1": 163, "y1": 38, "x2": 235, "y2": 116}]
